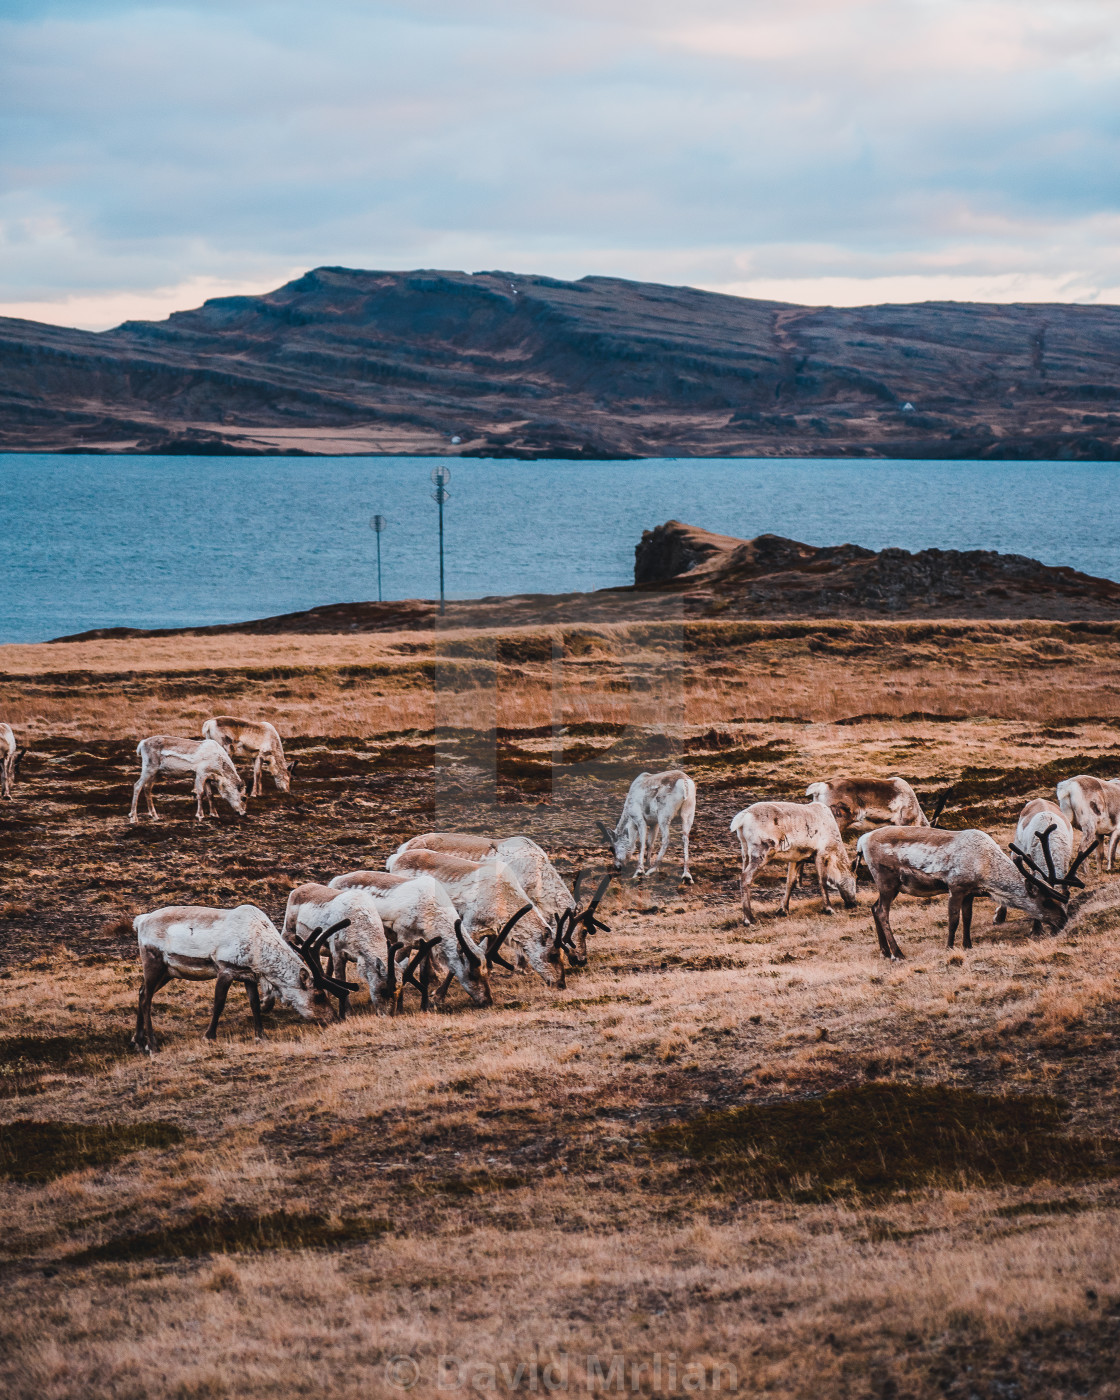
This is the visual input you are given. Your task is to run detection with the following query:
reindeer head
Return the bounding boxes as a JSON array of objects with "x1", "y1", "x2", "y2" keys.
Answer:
[
  {"x1": 1010, "y1": 828, "x2": 1100, "y2": 932},
  {"x1": 288, "y1": 920, "x2": 361, "y2": 1020},
  {"x1": 596, "y1": 820, "x2": 631, "y2": 871},
  {"x1": 216, "y1": 766, "x2": 248, "y2": 816},
  {"x1": 823, "y1": 846, "x2": 858, "y2": 908},
  {"x1": 272, "y1": 755, "x2": 297, "y2": 794},
  {"x1": 452, "y1": 919, "x2": 492, "y2": 1007}
]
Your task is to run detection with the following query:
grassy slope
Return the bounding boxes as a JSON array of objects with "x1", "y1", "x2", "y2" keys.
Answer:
[{"x1": 1, "y1": 620, "x2": 1119, "y2": 1398}]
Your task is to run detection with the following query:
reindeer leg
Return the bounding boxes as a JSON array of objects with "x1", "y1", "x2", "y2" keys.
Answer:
[
  {"x1": 246, "y1": 980, "x2": 264, "y2": 1039},
  {"x1": 195, "y1": 774, "x2": 208, "y2": 821},
  {"x1": 680, "y1": 817, "x2": 693, "y2": 884},
  {"x1": 946, "y1": 892, "x2": 962, "y2": 949},
  {"x1": 873, "y1": 884, "x2": 904, "y2": 960},
  {"x1": 252, "y1": 753, "x2": 263, "y2": 799},
  {"x1": 740, "y1": 853, "x2": 768, "y2": 925},
  {"x1": 204, "y1": 972, "x2": 234, "y2": 1040},
  {"x1": 133, "y1": 955, "x2": 170, "y2": 1052},
  {"x1": 961, "y1": 894, "x2": 975, "y2": 950},
  {"x1": 648, "y1": 819, "x2": 672, "y2": 877},
  {"x1": 129, "y1": 774, "x2": 147, "y2": 824},
  {"x1": 634, "y1": 822, "x2": 648, "y2": 879},
  {"x1": 1107, "y1": 826, "x2": 1120, "y2": 874},
  {"x1": 436, "y1": 970, "x2": 456, "y2": 1003},
  {"x1": 779, "y1": 861, "x2": 798, "y2": 916},
  {"x1": 815, "y1": 853, "x2": 834, "y2": 915},
  {"x1": 993, "y1": 903, "x2": 1007, "y2": 925}
]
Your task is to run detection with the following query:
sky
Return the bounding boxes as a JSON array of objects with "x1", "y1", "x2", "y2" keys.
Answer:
[{"x1": 2, "y1": 0, "x2": 1119, "y2": 330}]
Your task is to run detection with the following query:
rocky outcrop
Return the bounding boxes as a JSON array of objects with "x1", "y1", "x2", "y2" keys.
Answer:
[
  {"x1": 632, "y1": 521, "x2": 1120, "y2": 620},
  {"x1": 3, "y1": 267, "x2": 1119, "y2": 457}
]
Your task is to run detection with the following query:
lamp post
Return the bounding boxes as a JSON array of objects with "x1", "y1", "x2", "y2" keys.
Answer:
[
  {"x1": 369, "y1": 514, "x2": 386, "y2": 602},
  {"x1": 430, "y1": 465, "x2": 451, "y2": 615}
]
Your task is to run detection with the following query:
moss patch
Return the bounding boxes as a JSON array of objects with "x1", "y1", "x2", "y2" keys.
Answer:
[
  {"x1": 73, "y1": 1210, "x2": 391, "y2": 1263},
  {"x1": 649, "y1": 1083, "x2": 1120, "y2": 1202},
  {"x1": 0, "y1": 1120, "x2": 184, "y2": 1183}
]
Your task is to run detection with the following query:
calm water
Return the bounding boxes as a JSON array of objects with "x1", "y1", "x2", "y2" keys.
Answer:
[{"x1": 0, "y1": 454, "x2": 1116, "y2": 643}]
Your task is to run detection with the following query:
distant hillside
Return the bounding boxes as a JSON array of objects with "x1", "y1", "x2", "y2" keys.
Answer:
[{"x1": 2, "y1": 266, "x2": 1119, "y2": 458}]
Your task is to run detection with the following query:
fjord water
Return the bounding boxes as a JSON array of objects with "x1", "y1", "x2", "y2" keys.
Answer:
[{"x1": 0, "y1": 454, "x2": 1116, "y2": 644}]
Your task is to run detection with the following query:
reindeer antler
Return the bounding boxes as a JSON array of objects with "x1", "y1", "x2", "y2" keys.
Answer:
[
  {"x1": 1036, "y1": 824, "x2": 1060, "y2": 885},
  {"x1": 1063, "y1": 836, "x2": 1100, "y2": 888},
  {"x1": 480, "y1": 904, "x2": 532, "y2": 972},
  {"x1": 454, "y1": 919, "x2": 482, "y2": 972},
  {"x1": 929, "y1": 791, "x2": 949, "y2": 828}
]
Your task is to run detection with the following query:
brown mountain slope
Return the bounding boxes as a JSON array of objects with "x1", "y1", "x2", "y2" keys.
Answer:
[{"x1": 2, "y1": 267, "x2": 1119, "y2": 457}]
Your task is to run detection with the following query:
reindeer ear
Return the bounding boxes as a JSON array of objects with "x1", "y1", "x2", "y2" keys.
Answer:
[{"x1": 596, "y1": 820, "x2": 615, "y2": 847}]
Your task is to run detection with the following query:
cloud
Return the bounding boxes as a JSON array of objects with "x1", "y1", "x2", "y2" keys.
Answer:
[{"x1": 1, "y1": 0, "x2": 1118, "y2": 327}]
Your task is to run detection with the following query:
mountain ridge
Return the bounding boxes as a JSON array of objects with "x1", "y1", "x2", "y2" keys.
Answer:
[{"x1": 2, "y1": 266, "x2": 1119, "y2": 458}]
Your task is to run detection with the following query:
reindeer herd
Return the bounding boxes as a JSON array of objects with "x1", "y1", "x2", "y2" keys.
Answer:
[{"x1": 2, "y1": 713, "x2": 1118, "y2": 1051}]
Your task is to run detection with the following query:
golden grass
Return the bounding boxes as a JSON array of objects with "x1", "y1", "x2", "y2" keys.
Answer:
[{"x1": 2, "y1": 619, "x2": 1120, "y2": 1397}]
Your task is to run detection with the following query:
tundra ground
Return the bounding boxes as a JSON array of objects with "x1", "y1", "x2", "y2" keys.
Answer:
[{"x1": 1, "y1": 620, "x2": 1120, "y2": 1399}]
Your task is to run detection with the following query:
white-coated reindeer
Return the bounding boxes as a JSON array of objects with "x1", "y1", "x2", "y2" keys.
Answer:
[
  {"x1": 1058, "y1": 775, "x2": 1120, "y2": 873},
  {"x1": 730, "y1": 801, "x2": 857, "y2": 925},
  {"x1": 390, "y1": 833, "x2": 611, "y2": 966},
  {"x1": 386, "y1": 848, "x2": 566, "y2": 989},
  {"x1": 131, "y1": 903, "x2": 356, "y2": 1051},
  {"x1": 283, "y1": 883, "x2": 406, "y2": 1017},
  {"x1": 597, "y1": 770, "x2": 696, "y2": 883},
  {"x1": 806, "y1": 777, "x2": 937, "y2": 835},
  {"x1": 328, "y1": 869, "x2": 495, "y2": 1008},
  {"x1": 203, "y1": 716, "x2": 295, "y2": 797},
  {"x1": 994, "y1": 799, "x2": 1079, "y2": 932},
  {"x1": 0, "y1": 723, "x2": 25, "y2": 801},
  {"x1": 129, "y1": 737, "x2": 247, "y2": 824},
  {"x1": 857, "y1": 825, "x2": 1095, "y2": 960}
]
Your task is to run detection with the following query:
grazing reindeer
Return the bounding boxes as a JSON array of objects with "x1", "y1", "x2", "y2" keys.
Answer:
[
  {"x1": 328, "y1": 869, "x2": 493, "y2": 1007},
  {"x1": 283, "y1": 883, "x2": 403, "y2": 1017},
  {"x1": 856, "y1": 826, "x2": 1094, "y2": 960},
  {"x1": 994, "y1": 800, "x2": 1078, "y2": 931},
  {"x1": 390, "y1": 833, "x2": 611, "y2": 965},
  {"x1": 203, "y1": 716, "x2": 295, "y2": 797},
  {"x1": 597, "y1": 770, "x2": 696, "y2": 883},
  {"x1": 806, "y1": 777, "x2": 936, "y2": 834},
  {"x1": 730, "y1": 801, "x2": 857, "y2": 925},
  {"x1": 131, "y1": 903, "x2": 356, "y2": 1051},
  {"x1": 1058, "y1": 776, "x2": 1120, "y2": 873},
  {"x1": 386, "y1": 848, "x2": 565, "y2": 988},
  {"x1": 0, "y1": 723, "x2": 25, "y2": 800},
  {"x1": 130, "y1": 737, "x2": 247, "y2": 824}
]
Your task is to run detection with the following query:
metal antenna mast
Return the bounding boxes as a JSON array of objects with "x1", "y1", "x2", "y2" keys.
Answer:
[
  {"x1": 369, "y1": 514, "x2": 386, "y2": 602},
  {"x1": 430, "y1": 465, "x2": 451, "y2": 615}
]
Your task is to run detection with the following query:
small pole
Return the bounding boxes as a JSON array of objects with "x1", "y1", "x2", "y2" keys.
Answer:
[
  {"x1": 430, "y1": 466, "x2": 451, "y2": 615},
  {"x1": 369, "y1": 514, "x2": 386, "y2": 602}
]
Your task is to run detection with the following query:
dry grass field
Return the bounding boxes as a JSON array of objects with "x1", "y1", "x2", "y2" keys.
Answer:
[{"x1": 2, "y1": 617, "x2": 1120, "y2": 1399}]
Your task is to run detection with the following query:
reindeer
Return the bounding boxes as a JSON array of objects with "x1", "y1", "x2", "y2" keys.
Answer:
[
  {"x1": 390, "y1": 833, "x2": 611, "y2": 965},
  {"x1": 283, "y1": 883, "x2": 411, "y2": 1017},
  {"x1": 202, "y1": 716, "x2": 295, "y2": 797},
  {"x1": 131, "y1": 903, "x2": 357, "y2": 1051},
  {"x1": 129, "y1": 737, "x2": 247, "y2": 823},
  {"x1": 328, "y1": 869, "x2": 494, "y2": 1007},
  {"x1": 806, "y1": 777, "x2": 937, "y2": 834},
  {"x1": 856, "y1": 825, "x2": 1096, "y2": 960},
  {"x1": 730, "y1": 801, "x2": 857, "y2": 924},
  {"x1": 994, "y1": 800, "x2": 1078, "y2": 931},
  {"x1": 1058, "y1": 775, "x2": 1120, "y2": 873},
  {"x1": 597, "y1": 770, "x2": 696, "y2": 883},
  {"x1": 386, "y1": 848, "x2": 567, "y2": 989},
  {"x1": 0, "y1": 723, "x2": 26, "y2": 801}
]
